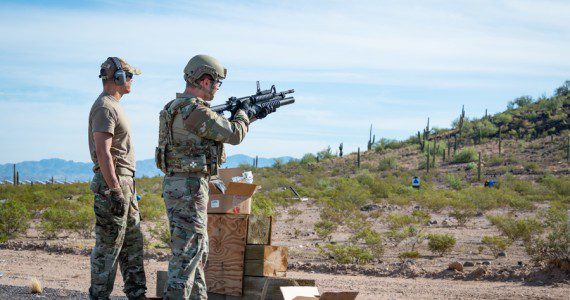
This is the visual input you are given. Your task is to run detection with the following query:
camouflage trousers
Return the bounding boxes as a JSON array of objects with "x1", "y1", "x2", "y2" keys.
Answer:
[
  {"x1": 89, "y1": 173, "x2": 147, "y2": 300},
  {"x1": 162, "y1": 174, "x2": 209, "y2": 300}
]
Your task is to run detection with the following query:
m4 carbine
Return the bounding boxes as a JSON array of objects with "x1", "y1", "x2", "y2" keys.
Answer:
[{"x1": 211, "y1": 81, "x2": 295, "y2": 115}]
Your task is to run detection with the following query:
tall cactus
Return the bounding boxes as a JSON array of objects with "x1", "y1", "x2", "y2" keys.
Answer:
[{"x1": 367, "y1": 124, "x2": 374, "y2": 151}]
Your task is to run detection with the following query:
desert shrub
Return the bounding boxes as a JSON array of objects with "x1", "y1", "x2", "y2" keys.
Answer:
[
  {"x1": 378, "y1": 155, "x2": 398, "y2": 171},
  {"x1": 487, "y1": 155, "x2": 504, "y2": 167},
  {"x1": 39, "y1": 208, "x2": 72, "y2": 238},
  {"x1": 328, "y1": 178, "x2": 370, "y2": 211},
  {"x1": 320, "y1": 244, "x2": 374, "y2": 264},
  {"x1": 487, "y1": 215, "x2": 543, "y2": 243},
  {"x1": 398, "y1": 250, "x2": 420, "y2": 260},
  {"x1": 417, "y1": 158, "x2": 435, "y2": 170},
  {"x1": 428, "y1": 233, "x2": 456, "y2": 256},
  {"x1": 453, "y1": 148, "x2": 478, "y2": 163},
  {"x1": 446, "y1": 174, "x2": 466, "y2": 190},
  {"x1": 139, "y1": 193, "x2": 166, "y2": 221},
  {"x1": 316, "y1": 146, "x2": 335, "y2": 160},
  {"x1": 502, "y1": 175, "x2": 545, "y2": 197},
  {"x1": 540, "y1": 175, "x2": 570, "y2": 198},
  {"x1": 148, "y1": 221, "x2": 171, "y2": 248},
  {"x1": 414, "y1": 190, "x2": 455, "y2": 212},
  {"x1": 465, "y1": 162, "x2": 477, "y2": 170},
  {"x1": 411, "y1": 210, "x2": 431, "y2": 224},
  {"x1": 350, "y1": 227, "x2": 384, "y2": 257},
  {"x1": 374, "y1": 138, "x2": 403, "y2": 152},
  {"x1": 481, "y1": 235, "x2": 511, "y2": 258},
  {"x1": 315, "y1": 219, "x2": 338, "y2": 241},
  {"x1": 449, "y1": 208, "x2": 476, "y2": 226},
  {"x1": 0, "y1": 200, "x2": 31, "y2": 242},
  {"x1": 526, "y1": 201, "x2": 569, "y2": 267},
  {"x1": 251, "y1": 193, "x2": 276, "y2": 216},
  {"x1": 387, "y1": 213, "x2": 415, "y2": 229},
  {"x1": 300, "y1": 153, "x2": 318, "y2": 164},
  {"x1": 288, "y1": 208, "x2": 302, "y2": 217}
]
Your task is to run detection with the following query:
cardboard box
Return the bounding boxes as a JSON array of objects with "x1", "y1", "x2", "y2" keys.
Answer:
[{"x1": 208, "y1": 168, "x2": 258, "y2": 214}]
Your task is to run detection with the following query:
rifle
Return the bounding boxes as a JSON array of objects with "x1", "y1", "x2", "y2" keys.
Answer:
[{"x1": 211, "y1": 81, "x2": 295, "y2": 115}]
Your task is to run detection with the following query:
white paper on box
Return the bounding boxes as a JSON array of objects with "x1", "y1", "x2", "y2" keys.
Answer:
[{"x1": 211, "y1": 199, "x2": 220, "y2": 208}]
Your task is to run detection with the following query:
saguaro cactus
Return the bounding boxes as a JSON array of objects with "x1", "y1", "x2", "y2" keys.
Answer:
[
  {"x1": 339, "y1": 143, "x2": 344, "y2": 157},
  {"x1": 477, "y1": 152, "x2": 482, "y2": 181},
  {"x1": 357, "y1": 147, "x2": 361, "y2": 168}
]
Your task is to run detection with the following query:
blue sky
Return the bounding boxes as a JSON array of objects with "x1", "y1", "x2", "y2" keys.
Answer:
[{"x1": 0, "y1": 0, "x2": 568, "y2": 164}]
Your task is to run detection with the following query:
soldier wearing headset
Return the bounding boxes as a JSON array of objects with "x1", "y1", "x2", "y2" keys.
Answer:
[{"x1": 88, "y1": 57, "x2": 147, "y2": 300}]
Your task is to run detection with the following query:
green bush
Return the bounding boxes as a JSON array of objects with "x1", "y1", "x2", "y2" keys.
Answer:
[
  {"x1": 320, "y1": 244, "x2": 374, "y2": 264},
  {"x1": 398, "y1": 250, "x2": 420, "y2": 260},
  {"x1": 315, "y1": 219, "x2": 337, "y2": 241},
  {"x1": 453, "y1": 148, "x2": 478, "y2": 163},
  {"x1": 526, "y1": 201, "x2": 570, "y2": 266},
  {"x1": 446, "y1": 174, "x2": 466, "y2": 190},
  {"x1": 540, "y1": 175, "x2": 570, "y2": 197},
  {"x1": 481, "y1": 235, "x2": 511, "y2": 258},
  {"x1": 148, "y1": 221, "x2": 171, "y2": 248},
  {"x1": 466, "y1": 162, "x2": 477, "y2": 170},
  {"x1": 378, "y1": 155, "x2": 398, "y2": 171},
  {"x1": 487, "y1": 155, "x2": 504, "y2": 167},
  {"x1": 38, "y1": 205, "x2": 95, "y2": 239},
  {"x1": 374, "y1": 138, "x2": 403, "y2": 152},
  {"x1": 0, "y1": 200, "x2": 31, "y2": 242},
  {"x1": 487, "y1": 215, "x2": 543, "y2": 243},
  {"x1": 139, "y1": 193, "x2": 166, "y2": 221},
  {"x1": 449, "y1": 208, "x2": 476, "y2": 226},
  {"x1": 428, "y1": 233, "x2": 456, "y2": 256},
  {"x1": 300, "y1": 153, "x2": 318, "y2": 164}
]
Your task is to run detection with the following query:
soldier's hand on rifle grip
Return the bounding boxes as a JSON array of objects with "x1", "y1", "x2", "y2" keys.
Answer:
[{"x1": 108, "y1": 188, "x2": 126, "y2": 216}]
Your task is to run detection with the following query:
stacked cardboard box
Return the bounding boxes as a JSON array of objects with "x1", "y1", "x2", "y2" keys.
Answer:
[{"x1": 156, "y1": 168, "x2": 315, "y2": 299}]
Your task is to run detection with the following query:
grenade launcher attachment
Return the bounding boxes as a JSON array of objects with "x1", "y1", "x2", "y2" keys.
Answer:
[{"x1": 210, "y1": 81, "x2": 295, "y2": 114}]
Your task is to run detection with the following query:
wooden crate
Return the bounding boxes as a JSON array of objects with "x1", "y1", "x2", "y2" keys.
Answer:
[
  {"x1": 206, "y1": 214, "x2": 249, "y2": 296},
  {"x1": 244, "y1": 245, "x2": 287, "y2": 277},
  {"x1": 246, "y1": 215, "x2": 272, "y2": 245}
]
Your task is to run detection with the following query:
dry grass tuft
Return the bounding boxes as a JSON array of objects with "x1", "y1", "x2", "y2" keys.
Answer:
[{"x1": 30, "y1": 277, "x2": 42, "y2": 294}]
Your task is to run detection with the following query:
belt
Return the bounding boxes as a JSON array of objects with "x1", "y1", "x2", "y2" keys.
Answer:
[
  {"x1": 94, "y1": 166, "x2": 135, "y2": 177},
  {"x1": 116, "y1": 167, "x2": 135, "y2": 177}
]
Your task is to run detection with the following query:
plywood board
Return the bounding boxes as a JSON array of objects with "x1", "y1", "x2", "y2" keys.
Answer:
[
  {"x1": 206, "y1": 214, "x2": 248, "y2": 296},
  {"x1": 247, "y1": 215, "x2": 272, "y2": 245},
  {"x1": 244, "y1": 245, "x2": 288, "y2": 277}
]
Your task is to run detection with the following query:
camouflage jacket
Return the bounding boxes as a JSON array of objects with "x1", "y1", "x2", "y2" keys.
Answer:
[{"x1": 156, "y1": 92, "x2": 249, "y2": 176}]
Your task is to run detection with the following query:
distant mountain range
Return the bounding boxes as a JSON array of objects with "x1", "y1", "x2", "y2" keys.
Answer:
[{"x1": 0, "y1": 155, "x2": 294, "y2": 182}]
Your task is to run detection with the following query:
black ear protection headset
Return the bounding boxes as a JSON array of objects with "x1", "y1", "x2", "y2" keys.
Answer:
[{"x1": 99, "y1": 57, "x2": 128, "y2": 86}]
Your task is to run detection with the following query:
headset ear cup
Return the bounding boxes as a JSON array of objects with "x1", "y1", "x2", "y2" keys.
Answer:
[{"x1": 114, "y1": 70, "x2": 126, "y2": 86}]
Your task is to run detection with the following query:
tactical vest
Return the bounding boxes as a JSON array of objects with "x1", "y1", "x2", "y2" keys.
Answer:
[{"x1": 155, "y1": 96, "x2": 225, "y2": 176}]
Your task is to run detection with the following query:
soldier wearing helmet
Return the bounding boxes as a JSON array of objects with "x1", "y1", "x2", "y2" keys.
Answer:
[{"x1": 156, "y1": 55, "x2": 273, "y2": 299}]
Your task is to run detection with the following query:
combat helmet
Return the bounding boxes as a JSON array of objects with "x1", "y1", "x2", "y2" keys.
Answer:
[{"x1": 184, "y1": 54, "x2": 227, "y2": 88}]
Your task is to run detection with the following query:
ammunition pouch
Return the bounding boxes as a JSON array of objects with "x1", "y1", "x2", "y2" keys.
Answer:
[{"x1": 158, "y1": 142, "x2": 223, "y2": 176}]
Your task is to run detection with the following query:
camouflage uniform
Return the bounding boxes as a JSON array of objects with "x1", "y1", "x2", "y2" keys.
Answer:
[
  {"x1": 89, "y1": 173, "x2": 146, "y2": 299},
  {"x1": 88, "y1": 57, "x2": 146, "y2": 300},
  {"x1": 156, "y1": 93, "x2": 249, "y2": 299}
]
